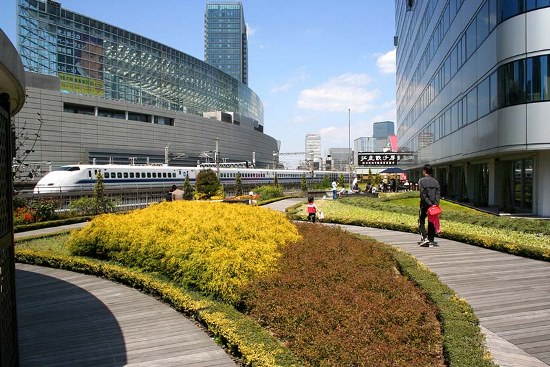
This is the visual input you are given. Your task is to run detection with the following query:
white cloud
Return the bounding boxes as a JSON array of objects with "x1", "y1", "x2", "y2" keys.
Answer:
[
  {"x1": 376, "y1": 49, "x2": 396, "y2": 75},
  {"x1": 297, "y1": 73, "x2": 379, "y2": 113},
  {"x1": 271, "y1": 68, "x2": 309, "y2": 94},
  {"x1": 246, "y1": 24, "x2": 257, "y2": 37}
]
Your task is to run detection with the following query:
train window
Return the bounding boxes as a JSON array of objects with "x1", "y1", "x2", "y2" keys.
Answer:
[
  {"x1": 129, "y1": 172, "x2": 134, "y2": 178},
  {"x1": 117, "y1": 172, "x2": 122, "y2": 178},
  {"x1": 94, "y1": 170, "x2": 98, "y2": 176},
  {"x1": 152, "y1": 172, "x2": 156, "y2": 178},
  {"x1": 141, "y1": 172, "x2": 145, "y2": 178},
  {"x1": 104, "y1": 172, "x2": 109, "y2": 178},
  {"x1": 124, "y1": 172, "x2": 128, "y2": 178},
  {"x1": 147, "y1": 172, "x2": 151, "y2": 178},
  {"x1": 88, "y1": 171, "x2": 92, "y2": 178},
  {"x1": 163, "y1": 173, "x2": 167, "y2": 178}
]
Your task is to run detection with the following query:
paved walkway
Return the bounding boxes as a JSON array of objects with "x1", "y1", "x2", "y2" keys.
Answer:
[
  {"x1": 264, "y1": 199, "x2": 550, "y2": 367},
  {"x1": 16, "y1": 264, "x2": 237, "y2": 367}
]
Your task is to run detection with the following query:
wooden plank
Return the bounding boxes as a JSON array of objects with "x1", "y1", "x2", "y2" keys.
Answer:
[{"x1": 16, "y1": 264, "x2": 237, "y2": 367}]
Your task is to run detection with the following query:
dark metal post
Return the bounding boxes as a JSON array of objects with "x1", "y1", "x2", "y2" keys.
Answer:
[{"x1": 0, "y1": 92, "x2": 19, "y2": 366}]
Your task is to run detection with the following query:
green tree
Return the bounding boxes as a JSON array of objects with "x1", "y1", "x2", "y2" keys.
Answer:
[
  {"x1": 235, "y1": 172, "x2": 243, "y2": 196},
  {"x1": 69, "y1": 172, "x2": 115, "y2": 215},
  {"x1": 338, "y1": 173, "x2": 345, "y2": 188},
  {"x1": 301, "y1": 173, "x2": 308, "y2": 192},
  {"x1": 196, "y1": 169, "x2": 222, "y2": 199},
  {"x1": 93, "y1": 172, "x2": 116, "y2": 214},
  {"x1": 183, "y1": 174, "x2": 194, "y2": 200}
]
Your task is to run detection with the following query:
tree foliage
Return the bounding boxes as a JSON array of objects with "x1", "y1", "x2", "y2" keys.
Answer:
[
  {"x1": 195, "y1": 169, "x2": 222, "y2": 199},
  {"x1": 183, "y1": 174, "x2": 194, "y2": 200},
  {"x1": 234, "y1": 172, "x2": 243, "y2": 196}
]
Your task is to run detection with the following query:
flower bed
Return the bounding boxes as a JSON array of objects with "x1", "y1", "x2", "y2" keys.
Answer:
[
  {"x1": 243, "y1": 223, "x2": 446, "y2": 367},
  {"x1": 66, "y1": 201, "x2": 300, "y2": 304}
]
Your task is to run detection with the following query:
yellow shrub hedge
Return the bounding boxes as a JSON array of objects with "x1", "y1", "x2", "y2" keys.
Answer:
[{"x1": 66, "y1": 201, "x2": 301, "y2": 303}]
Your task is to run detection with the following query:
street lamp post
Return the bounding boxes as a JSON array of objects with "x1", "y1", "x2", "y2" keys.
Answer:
[{"x1": 348, "y1": 108, "x2": 352, "y2": 189}]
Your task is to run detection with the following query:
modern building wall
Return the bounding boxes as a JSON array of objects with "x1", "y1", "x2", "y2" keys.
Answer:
[
  {"x1": 18, "y1": 0, "x2": 261, "y2": 125},
  {"x1": 14, "y1": 0, "x2": 278, "y2": 175},
  {"x1": 14, "y1": 72, "x2": 278, "y2": 172},
  {"x1": 305, "y1": 133, "x2": 322, "y2": 165},
  {"x1": 0, "y1": 28, "x2": 25, "y2": 367},
  {"x1": 395, "y1": 0, "x2": 550, "y2": 216},
  {"x1": 329, "y1": 147, "x2": 352, "y2": 171},
  {"x1": 372, "y1": 120, "x2": 394, "y2": 138},
  {"x1": 205, "y1": 1, "x2": 248, "y2": 85}
]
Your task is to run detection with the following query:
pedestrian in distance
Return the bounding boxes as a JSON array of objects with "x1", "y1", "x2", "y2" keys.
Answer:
[
  {"x1": 306, "y1": 196, "x2": 318, "y2": 223},
  {"x1": 418, "y1": 164, "x2": 440, "y2": 247},
  {"x1": 332, "y1": 181, "x2": 338, "y2": 200},
  {"x1": 171, "y1": 184, "x2": 184, "y2": 201}
]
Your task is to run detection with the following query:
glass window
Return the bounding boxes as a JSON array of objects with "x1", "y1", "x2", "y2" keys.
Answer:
[
  {"x1": 499, "y1": 59, "x2": 526, "y2": 107},
  {"x1": 451, "y1": 102, "x2": 459, "y2": 132},
  {"x1": 466, "y1": 20, "x2": 477, "y2": 60},
  {"x1": 490, "y1": 71, "x2": 498, "y2": 111},
  {"x1": 478, "y1": 77, "x2": 490, "y2": 117},
  {"x1": 526, "y1": 57, "x2": 541, "y2": 102},
  {"x1": 489, "y1": 0, "x2": 498, "y2": 30},
  {"x1": 498, "y1": 0, "x2": 524, "y2": 23},
  {"x1": 123, "y1": 172, "x2": 128, "y2": 178},
  {"x1": 467, "y1": 88, "x2": 478, "y2": 124},
  {"x1": 130, "y1": 172, "x2": 134, "y2": 178},
  {"x1": 117, "y1": 172, "x2": 122, "y2": 178},
  {"x1": 477, "y1": 1, "x2": 489, "y2": 46},
  {"x1": 526, "y1": 0, "x2": 550, "y2": 10},
  {"x1": 450, "y1": 45, "x2": 458, "y2": 76}
]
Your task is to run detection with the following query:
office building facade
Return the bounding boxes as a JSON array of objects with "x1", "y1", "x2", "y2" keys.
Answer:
[
  {"x1": 205, "y1": 2, "x2": 248, "y2": 85},
  {"x1": 373, "y1": 120, "x2": 395, "y2": 138},
  {"x1": 329, "y1": 147, "x2": 352, "y2": 171},
  {"x1": 14, "y1": 0, "x2": 277, "y2": 173},
  {"x1": 305, "y1": 133, "x2": 322, "y2": 167},
  {"x1": 396, "y1": 0, "x2": 550, "y2": 215}
]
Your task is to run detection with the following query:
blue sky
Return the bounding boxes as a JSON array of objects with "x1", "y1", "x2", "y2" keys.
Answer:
[{"x1": 1, "y1": 1, "x2": 396, "y2": 168}]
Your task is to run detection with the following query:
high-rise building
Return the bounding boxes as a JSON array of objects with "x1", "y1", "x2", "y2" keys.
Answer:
[
  {"x1": 305, "y1": 133, "x2": 322, "y2": 167},
  {"x1": 328, "y1": 148, "x2": 352, "y2": 171},
  {"x1": 13, "y1": 0, "x2": 277, "y2": 173},
  {"x1": 372, "y1": 121, "x2": 395, "y2": 138},
  {"x1": 395, "y1": 0, "x2": 550, "y2": 215},
  {"x1": 205, "y1": 2, "x2": 248, "y2": 85}
]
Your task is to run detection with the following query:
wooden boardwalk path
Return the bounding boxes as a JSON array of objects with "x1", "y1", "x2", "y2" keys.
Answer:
[
  {"x1": 16, "y1": 264, "x2": 237, "y2": 367},
  {"x1": 264, "y1": 199, "x2": 550, "y2": 367}
]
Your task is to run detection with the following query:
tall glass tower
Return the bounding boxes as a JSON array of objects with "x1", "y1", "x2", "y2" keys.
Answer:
[{"x1": 205, "y1": 1, "x2": 248, "y2": 85}]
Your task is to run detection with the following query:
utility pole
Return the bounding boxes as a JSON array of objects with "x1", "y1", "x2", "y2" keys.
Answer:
[
  {"x1": 348, "y1": 108, "x2": 352, "y2": 189},
  {"x1": 214, "y1": 138, "x2": 220, "y2": 178}
]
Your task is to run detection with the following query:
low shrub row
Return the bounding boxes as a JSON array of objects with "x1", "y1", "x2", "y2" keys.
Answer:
[
  {"x1": 14, "y1": 250, "x2": 303, "y2": 367},
  {"x1": 66, "y1": 201, "x2": 301, "y2": 304},
  {"x1": 342, "y1": 193, "x2": 550, "y2": 236},
  {"x1": 292, "y1": 199, "x2": 550, "y2": 262},
  {"x1": 242, "y1": 223, "x2": 446, "y2": 367}
]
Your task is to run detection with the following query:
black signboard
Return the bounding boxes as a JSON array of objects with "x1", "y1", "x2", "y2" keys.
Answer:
[{"x1": 357, "y1": 152, "x2": 415, "y2": 166}]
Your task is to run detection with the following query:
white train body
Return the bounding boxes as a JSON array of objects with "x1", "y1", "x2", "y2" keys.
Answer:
[{"x1": 33, "y1": 164, "x2": 351, "y2": 193}]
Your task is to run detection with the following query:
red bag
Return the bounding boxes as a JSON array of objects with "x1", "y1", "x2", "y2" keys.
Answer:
[{"x1": 427, "y1": 205, "x2": 442, "y2": 216}]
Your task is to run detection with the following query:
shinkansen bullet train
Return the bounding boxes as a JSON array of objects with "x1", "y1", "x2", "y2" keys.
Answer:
[{"x1": 33, "y1": 164, "x2": 351, "y2": 193}]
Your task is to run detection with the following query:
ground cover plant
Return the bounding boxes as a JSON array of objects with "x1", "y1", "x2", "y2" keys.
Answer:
[
  {"x1": 294, "y1": 193, "x2": 550, "y2": 261},
  {"x1": 66, "y1": 201, "x2": 300, "y2": 304},
  {"x1": 243, "y1": 223, "x2": 446, "y2": 367},
  {"x1": 15, "y1": 201, "x2": 497, "y2": 367}
]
